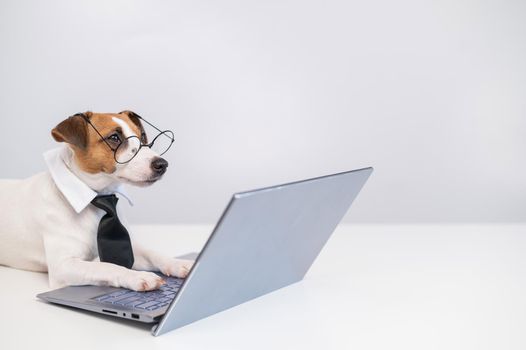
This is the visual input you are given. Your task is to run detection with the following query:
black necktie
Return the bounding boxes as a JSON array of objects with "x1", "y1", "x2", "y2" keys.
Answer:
[{"x1": 91, "y1": 194, "x2": 134, "y2": 268}]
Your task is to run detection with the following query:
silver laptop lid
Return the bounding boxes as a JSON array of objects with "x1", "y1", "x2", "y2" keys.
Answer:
[{"x1": 153, "y1": 167, "x2": 373, "y2": 335}]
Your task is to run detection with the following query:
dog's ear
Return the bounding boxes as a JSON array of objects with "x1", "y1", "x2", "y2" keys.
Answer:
[
  {"x1": 51, "y1": 112, "x2": 91, "y2": 149},
  {"x1": 120, "y1": 110, "x2": 147, "y2": 143}
]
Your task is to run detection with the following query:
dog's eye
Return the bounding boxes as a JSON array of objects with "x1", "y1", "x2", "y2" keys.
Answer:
[{"x1": 108, "y1": 134, "x2": 121, "y2": 143}]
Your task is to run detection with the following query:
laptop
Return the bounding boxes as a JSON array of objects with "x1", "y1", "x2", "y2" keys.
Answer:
[{"x1": 37, "y1": 167, "x2": 373, "y2": 336}]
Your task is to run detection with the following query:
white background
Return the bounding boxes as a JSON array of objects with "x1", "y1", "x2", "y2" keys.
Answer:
[{"x1": 0, "y1": 0, "x2": 525, "y2": 224}]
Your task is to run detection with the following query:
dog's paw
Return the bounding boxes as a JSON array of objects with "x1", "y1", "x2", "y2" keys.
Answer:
[
  {"x1": 121, "y1": 271, "x2": 165, "y2": 291},
  {"x1": 159, "y1": 258, "x2": 195, "y2": 278}
]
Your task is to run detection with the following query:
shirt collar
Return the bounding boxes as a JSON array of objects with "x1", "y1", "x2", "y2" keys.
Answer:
[{"x1": 44, "y1": 146, "x2": 133, "y2": 213}]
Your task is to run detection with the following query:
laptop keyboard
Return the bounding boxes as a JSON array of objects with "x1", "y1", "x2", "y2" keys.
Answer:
[{"x1": 94, "y1": 276, "x2": 184, "y2": 311}]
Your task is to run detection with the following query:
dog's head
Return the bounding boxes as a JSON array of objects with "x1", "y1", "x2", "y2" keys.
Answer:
[{"x1": 51, "y1": 111, "x2": 169, "y2": 187}]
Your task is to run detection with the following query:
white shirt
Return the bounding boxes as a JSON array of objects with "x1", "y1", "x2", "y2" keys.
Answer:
[{"x1": 43, "y1": 146, "x2": 133, "y2": 213}]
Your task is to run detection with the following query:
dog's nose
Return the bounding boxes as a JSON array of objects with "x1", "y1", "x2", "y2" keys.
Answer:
[{"x1": 151, "y1": 157, "x2": 168, "y2": 176}]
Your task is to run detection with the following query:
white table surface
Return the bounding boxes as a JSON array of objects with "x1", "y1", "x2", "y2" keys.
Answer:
[{"x1": 1, "y1": 224, "x2": 525, "y2": 350}]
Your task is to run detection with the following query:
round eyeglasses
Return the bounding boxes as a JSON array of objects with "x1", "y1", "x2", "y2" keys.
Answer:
[
  {"x1": 114, "y1": 130, "x2": 174, "y2": 164},
  {"x1": 77, "y1": 112, "x2": 175, "y2": 164}
]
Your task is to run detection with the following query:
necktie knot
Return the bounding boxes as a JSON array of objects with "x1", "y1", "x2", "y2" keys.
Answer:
[{"x1": 91, "y1": 194, "x2": 119, "y2": 216}]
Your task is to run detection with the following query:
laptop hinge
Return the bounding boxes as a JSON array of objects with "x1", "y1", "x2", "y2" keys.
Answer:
[{"x1": 151, "y1": 324, "x2": 158, "y2": 336}]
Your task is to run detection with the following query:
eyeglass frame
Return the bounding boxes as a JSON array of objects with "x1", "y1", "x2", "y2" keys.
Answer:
[{"x1": 75, "y1": 112, "x2": 175, "y2": 164}]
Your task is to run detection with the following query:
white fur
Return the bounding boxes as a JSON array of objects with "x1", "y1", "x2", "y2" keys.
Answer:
[
  {"x1": 0, "y1": 127, "x2": 193, "y2": 291},
  {"x1": 111, "y1": 116, "x2": 161, "y2": 187},
  {"x1": 112, "y1": 116, "x2": 134, "y2": 137}
]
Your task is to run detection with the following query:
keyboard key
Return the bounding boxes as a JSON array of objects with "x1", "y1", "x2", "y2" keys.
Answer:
[
  {"x1": 146, "y1": 304, "x2": 162, "y2": 311},
  {"x1": 125, "y1": 299, "x2": 147, "y2": 307},
  {"x1": 135, "y1": 301, "x2": 160, "y2": 310},
  {"x1": 95, "y1": 295, "x2": 114, "y2": 302},
  {"x1": 110, "y1": 294, "x2": 139, "y2": 303},
  {"x1": 106, "y1": 290, "x2": 128, "y2": 298},
  {"x1": 114, "y1": 297, "x2": 141, "y2": 306}
]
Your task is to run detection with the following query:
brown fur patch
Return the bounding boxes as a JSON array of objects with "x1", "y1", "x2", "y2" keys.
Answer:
[
  {"x1": 51, "y1": 114, "x2": 89, "y2": 149},
  {"x1": 52, "y1": 111, "x2": 142, "y2": 174}
]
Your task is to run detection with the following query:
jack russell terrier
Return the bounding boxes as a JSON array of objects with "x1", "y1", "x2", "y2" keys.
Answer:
[{"x1": 0, "y1": 111, "x2": 194, "y2": 291}]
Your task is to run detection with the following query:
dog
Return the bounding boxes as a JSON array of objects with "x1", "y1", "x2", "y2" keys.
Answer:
[{"x1": 0, "y1": 111, "x2": 194, "y2": 291}]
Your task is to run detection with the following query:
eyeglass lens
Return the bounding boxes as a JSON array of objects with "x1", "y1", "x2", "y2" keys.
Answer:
[
  {"x1": 115, "y1": 131, "x2": 174, "y2": 164},
  {"x1": 150, "y1": 131, "x2": 174, "y2": 156}
]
